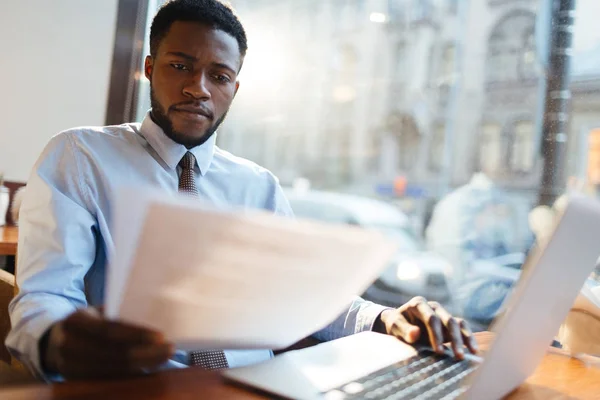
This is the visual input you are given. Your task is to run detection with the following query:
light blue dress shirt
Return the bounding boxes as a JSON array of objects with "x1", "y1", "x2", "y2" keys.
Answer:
[{"x1": 6, "y1": 113, "x2": 389, "y2": 380}]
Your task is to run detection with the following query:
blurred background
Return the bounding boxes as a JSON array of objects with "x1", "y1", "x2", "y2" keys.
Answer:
[{"x1": 1, "y1": 0, "x2": 600, "y2": 331}]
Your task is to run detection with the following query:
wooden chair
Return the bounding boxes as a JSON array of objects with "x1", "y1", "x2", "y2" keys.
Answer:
[
  {"x1": 3, "y1": 181, "x2": 26, "y2": 226},
  {"x1": 0, "y1": 269, "x2": 36, "y2": 385},
  {"x1": 2, "y1": 180, "x2": 25, "y2": 275},
  {"x1": 0, "y1": 269, "x2": 14, "y2": 364}
]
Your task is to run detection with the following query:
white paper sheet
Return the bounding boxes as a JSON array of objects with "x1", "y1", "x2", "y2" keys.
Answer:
[{"x1": 105, "y1": 187, "x2": 398, "y2": 350}]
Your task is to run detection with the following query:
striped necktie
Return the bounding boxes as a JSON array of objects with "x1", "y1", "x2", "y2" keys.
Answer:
[{"x1": 178, "y1": 151, "x2": 229, "y2": 370}]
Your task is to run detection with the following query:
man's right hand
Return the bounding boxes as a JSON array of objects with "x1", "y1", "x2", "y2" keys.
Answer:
[{"x1": 42, "y1": 308, "x2": 175, "y2": 379}]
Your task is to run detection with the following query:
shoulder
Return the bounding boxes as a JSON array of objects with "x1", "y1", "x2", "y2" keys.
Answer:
[
  {"x1": 34, "y1": 123, "x2": 142, "y2": 185},
  {"x1": 52, "y1": 123, "x2": 140, "y2": 149},
  {"x1": 212, "y1": 146, "x2": 279, "y2": 186},
  {"x1": 37, "y1": 123, "x2": 142, "y2": 170},
  {"x1": 212, "y1": 146, "x2": 293, "y2": 216}
]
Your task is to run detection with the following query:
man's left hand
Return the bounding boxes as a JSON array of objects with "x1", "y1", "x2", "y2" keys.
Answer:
[{"x1": 374, "y1": 296, "x2": 478, "y2": 359}]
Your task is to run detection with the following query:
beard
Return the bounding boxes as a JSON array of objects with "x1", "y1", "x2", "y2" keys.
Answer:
[{"x1": 149, "y1": 85, "x2": 228, "y2": 149}]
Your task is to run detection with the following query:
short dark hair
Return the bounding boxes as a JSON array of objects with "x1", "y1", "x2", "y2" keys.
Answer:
[{"x1": 150, "y1": 0, "x2": 248, "y2": 59}]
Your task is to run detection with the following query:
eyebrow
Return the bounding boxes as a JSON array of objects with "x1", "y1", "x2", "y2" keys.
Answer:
[{"x1": 166, "y1": 51, "x2": 238, "y2": 75}]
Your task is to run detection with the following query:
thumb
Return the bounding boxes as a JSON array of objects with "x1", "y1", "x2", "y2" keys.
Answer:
[
  {"x1": 84, "y1": 306, "x2": 104, "y2": 318},
  {"x1": 387, "y1": 312, "x2": 422, "y2": 344},
  {"x1": 400, "y1": 323, "x2": 421, "y2": 344},
  {"x1": 80, "y1": 307, "x2": 103, "y2": 319}
]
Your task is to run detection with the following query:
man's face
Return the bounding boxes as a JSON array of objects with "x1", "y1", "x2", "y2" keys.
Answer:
[{"x1": 145, "y1": 21, "x2": 242, "y2": 148}]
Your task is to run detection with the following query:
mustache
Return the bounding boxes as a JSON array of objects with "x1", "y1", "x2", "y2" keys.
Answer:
[{"x1": 170, "y1": 102, "x2": 214, "y2": 120}]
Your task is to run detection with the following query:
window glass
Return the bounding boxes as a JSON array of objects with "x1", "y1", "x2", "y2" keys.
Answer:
[
  {"x1": 512, "y1": 121, "x2": 534, "y2": 173},
  {"x1": 134, "y1": 0, "x2": 600, "y2": 330},
  {"x1": 480, "y1": 123, "x2": 503, "y2": 174}
]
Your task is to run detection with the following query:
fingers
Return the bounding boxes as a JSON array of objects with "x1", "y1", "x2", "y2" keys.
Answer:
[
  {"x1": 124, "y1": 343, "x2": 175, "y2": 369},
  {"x1": 381, "y1": 309, "x2": 422, "y2": 344},
  {"x1": 429, "y1": 302, "x2": 479, "y2": 357},
  {"x1": 59, "y1": 330, "x2": 174, "y2": 370},
  {"x1": 407, "y1": 297, "x2": 444, "y2": 354},
  {"x1": 63, "y1": 309, "x2": 166, "y2": 345},
  {"x1": 57, "y1": 357, "x2": 148, "y2": 380},
  {"x1": 429, "y1": 302, "x2": 465, "y2": 359},
  {"x1": 457, "y1": 318, "x2": 479, "y2": 355},
  {"x1": 58, "y1": 343, "x2": 174, "y2": 380},
  {"x1": 51, "y1": 309, "x2": 174, "y2": 379},
  {"x1": 400, "y1": 297, "x2": 479, "y2": 359}
]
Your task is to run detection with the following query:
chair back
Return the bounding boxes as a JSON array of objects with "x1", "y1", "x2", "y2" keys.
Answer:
[
  {"x1": 0, "y1": 269, "x2": 15, "y2": 364},
  {"x1": 3, "y1": 181, "x2": 26, "y2": 226}
]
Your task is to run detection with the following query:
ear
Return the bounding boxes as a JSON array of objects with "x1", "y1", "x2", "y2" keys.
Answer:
[{"x1": 144, "y1": 56, "x2": 153, "y2": 80}]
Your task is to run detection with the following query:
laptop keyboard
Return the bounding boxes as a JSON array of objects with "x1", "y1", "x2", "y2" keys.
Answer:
[{"x1": 323, "y1": 350, "x2": 478, "y2": 400}]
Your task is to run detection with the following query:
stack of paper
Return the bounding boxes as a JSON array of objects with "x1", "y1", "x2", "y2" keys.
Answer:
[{"x1": 105, "y1": 188, "x2": 398, "y2": 350}]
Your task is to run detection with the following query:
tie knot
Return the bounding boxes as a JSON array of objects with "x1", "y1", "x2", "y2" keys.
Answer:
[{"x1": 179, "y1": 152, "x2": 196, "y2": 170}]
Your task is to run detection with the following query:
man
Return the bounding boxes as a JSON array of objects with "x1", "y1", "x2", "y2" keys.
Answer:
[{"x1": 6, "y1": 0, "x2": 477, "y2": 381}]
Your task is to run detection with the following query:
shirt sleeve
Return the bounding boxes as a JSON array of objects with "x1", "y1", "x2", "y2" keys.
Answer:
[
  {"x1": 5, "y1": 133, "x2": 97, "y2": 380},
  {"x1": 265, "y1": 174, "x2": 295, "y2": 218},
  {"x1": 311, "y1": 296, "x2": 391, "y2": 342}
]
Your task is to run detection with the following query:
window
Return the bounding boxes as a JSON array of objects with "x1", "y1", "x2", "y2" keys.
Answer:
[
  {"x1": 480, "y1": 123, "x2": 503, "y2": 174},
  {"x1": 392, "y1": 42, "x2": 407, "y2": 91},
  {"x1": 339, "y1": 0, "x2": 362, "y2": 31},
  {"x1": 336, "y1": 45, "x2": 358, "y2": 85},
  {"x1": 520, "y1": 27, "x2": 537, "y2": 79},
  {"x1": 411, "y1": 0, "x2": 433, "y2": 22},
  {"x1": 386, "y1": 113, "x2": 421, "y2": 171},
  {"x1": 511, "y1": 120, "x2": 535, "y2": 172},
  {"x1": 447, "y1": 0, "x2": 459, "y2": 15},
  {"x1": 429, "y1": 123, "x2": 446, "y2": 171},
  {"x1": 388, "y1": 0, "x2": 407, "y2": 25},
  {"x1": 486, "y1": 11, "x2": 537, "y2": 83},
  {"x1": 440, "y1": 43, "x2": 456, "y2": 84},
  {"x1": 127, "y1": 0, "x2": 600, "y2": 329}
]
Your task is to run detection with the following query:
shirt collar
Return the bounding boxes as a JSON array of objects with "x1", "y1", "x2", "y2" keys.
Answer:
[{"x1": 140, "y1": 111, "x2": 216, "y2": 176}]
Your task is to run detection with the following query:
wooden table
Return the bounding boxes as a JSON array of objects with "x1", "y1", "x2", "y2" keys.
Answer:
[
  {"x1": 1, "y1": 333, "x2": 599, "y2": 399},
  {"x1": 0, "y1": 226, "x2": 18, "y2": 256}
]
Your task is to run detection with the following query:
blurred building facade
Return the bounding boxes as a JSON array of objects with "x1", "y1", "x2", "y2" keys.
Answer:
[{"x1": 214, "y1": 0, "x2": 600, "y2": 198}]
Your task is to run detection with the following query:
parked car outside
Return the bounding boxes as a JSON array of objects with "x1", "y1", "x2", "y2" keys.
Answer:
[{"x1": 282, "y1": 188, "x2": 454, "y2": 307}]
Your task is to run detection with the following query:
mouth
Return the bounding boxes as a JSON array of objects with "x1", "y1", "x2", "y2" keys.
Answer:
[{"x1": 172, "y1": 108, "x2": 213, "y2": 121}]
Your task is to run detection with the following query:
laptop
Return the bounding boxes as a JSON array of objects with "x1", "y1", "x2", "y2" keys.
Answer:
[{"x1": 223, "y1": 196, "x2": 600, "y2": 400}]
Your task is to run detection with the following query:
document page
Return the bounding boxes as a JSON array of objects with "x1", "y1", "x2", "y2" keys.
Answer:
[{"x1": 106, "y1": 187, "x2": 398, "y2": 350}]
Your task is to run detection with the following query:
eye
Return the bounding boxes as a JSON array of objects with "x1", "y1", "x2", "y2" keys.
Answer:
[
  {"x1": 213, "y1": 74, "x2": 231, "y2": 84},
  {"x1": 171, "y1": 63, "x2": 190, "y2": 71}
]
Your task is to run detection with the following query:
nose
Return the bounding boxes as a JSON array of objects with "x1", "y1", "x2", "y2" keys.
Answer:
[{"x1": 183, "y1": 72, "x2": 211, "y2": 100}]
